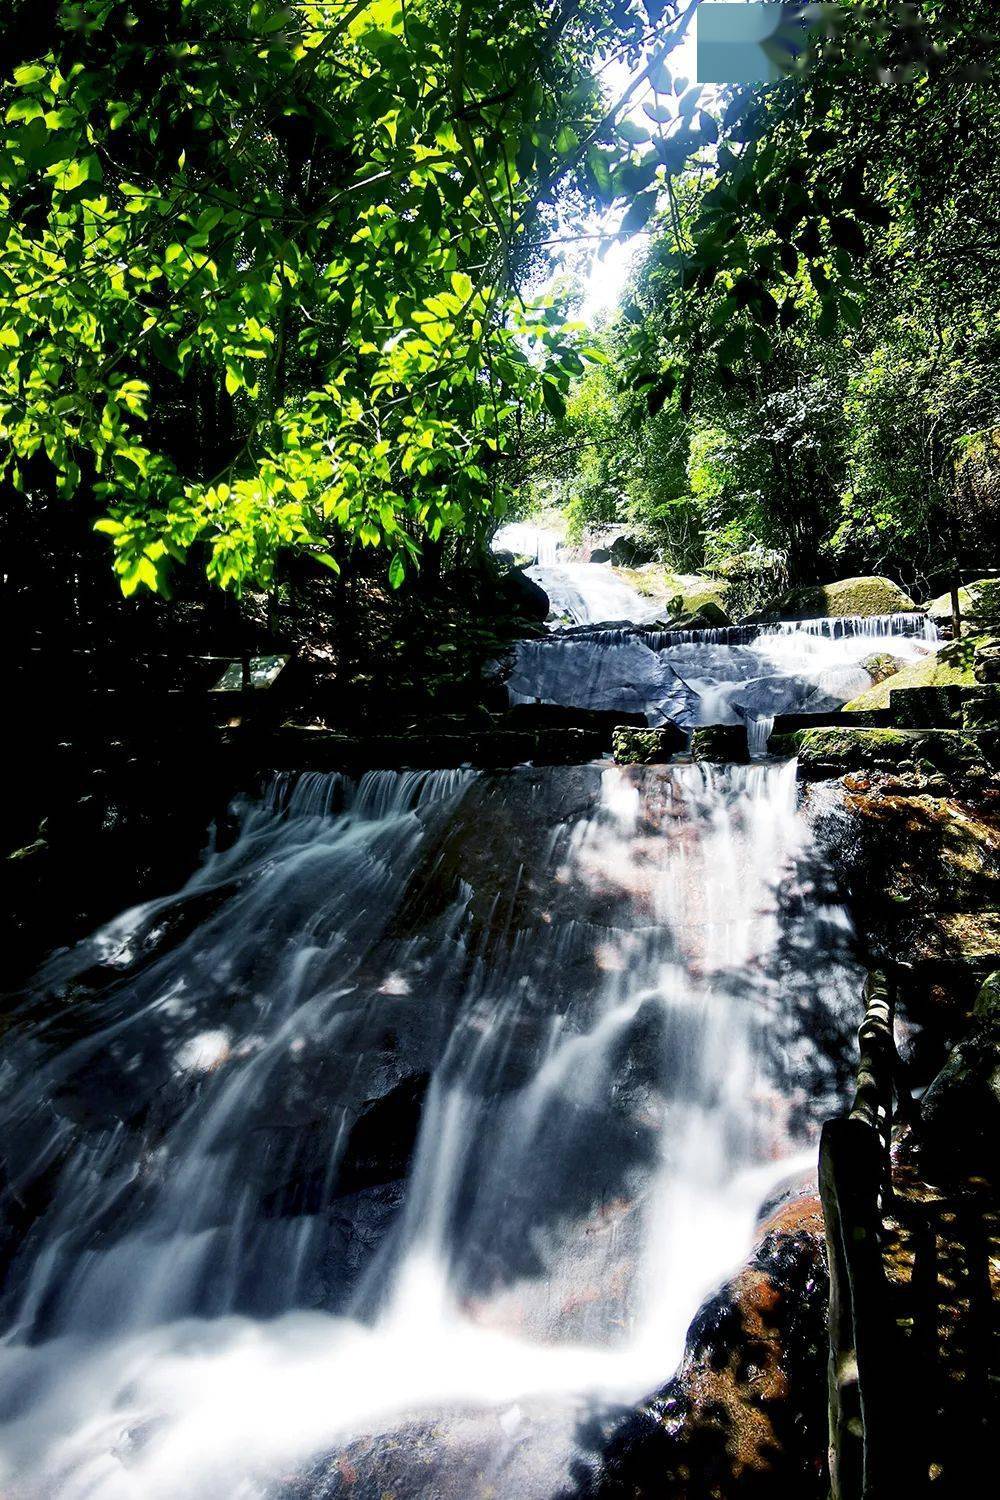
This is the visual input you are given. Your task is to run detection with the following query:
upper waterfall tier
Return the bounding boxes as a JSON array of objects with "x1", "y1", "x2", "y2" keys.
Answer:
[{"x1": 506, "y1": 612, "x2": 939, "y2": 741}]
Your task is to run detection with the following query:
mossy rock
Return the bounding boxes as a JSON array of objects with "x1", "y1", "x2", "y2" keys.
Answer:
[
  {"x1": 861, "y1": 652, "x2": 907, "y2": 686},
  {"x1": 843, "y1": 636, "x2": 983, "y2": 713},
  {"x1": 778, "y1": 726, "x2": 985, "y2": 778},
  {"x1": 691, "y1": 724, "x2": 750, "y2": 763},
  {"x1": 769, "y1": 575, "x2": 917, "y2": 620},
  {"x1": 963, "y1": 688, "x2": 1000, "y2": 731},
  {"x1": 612, "y1": 724, "x2": 686, "y2": 765},
  {"x1": 661, "y1": 571, "x2": 732, "y2": 617},
  {"x1": 973, "y1": 968, "x2": 1000, "y2": 1021},
  {"x1": 926, "y1": 578, "x2": 1000, "y2": 627}
]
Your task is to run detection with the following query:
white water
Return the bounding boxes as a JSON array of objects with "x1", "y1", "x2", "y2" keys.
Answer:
[
  {"x1": 526, "y1": 562, "x2": 663, "y2": 627},
  {"x1": 0, "y1": 755, "x2": 858, "y2": 1498},
  {"x1": 508, "y1": 613, "x2": 939, "y2": 752},
  {"x1": 493, "y1": 523, "x2": 560, "y2": 567}
]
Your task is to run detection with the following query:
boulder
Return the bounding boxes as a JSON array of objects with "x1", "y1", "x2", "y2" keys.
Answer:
[
  {"x1": 691, "y1": 724, "x2": 751, "y2": 763},
  {"x1": 927, "y1": 578, "x2": 1000, "y2": 628},
  {"x1": 506, "y1": 636, "x2": 700, "y2": 730},
  {"x1": 769, "y1": 575, "x2": 918, "y2": 620},
  {"x1": 843, "y1": 637, "x2": 980, "y2": 713},
  {"x1": 612, "y1": 725, "x2": 687, "y2": 765},
  {"x1": 973, "y1": 967, "x2": 1000, "y2": 1020},
  {"x1": 663, "y1": 571, "x2": 732, "y2": 618},
  {"x1": 496, "y1": 566, "x2": 550, "y2": 621},
  {"x1": 666, "y1": 601, "x2": 733, "y2": 631},
  {"x1": 861, "y1": 652, "x2": 907, "y2": 686},
  {"x1": 973, "y1": 642, "x2": 1000, "y2": 684},
  {"x1": 777, "y1": 726, "x2": 986, "y2": 779},
  {"x1": 610, "y1": 533, "x2": 658, "y2": 567},
  {"x1": 586, "y1": 1187, "x2": 830, "y2": 1499}
]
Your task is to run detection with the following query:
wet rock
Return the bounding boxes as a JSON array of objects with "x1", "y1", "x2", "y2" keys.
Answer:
[
  {"x1": 766, "y1": 575, "x2": 917, "y2": 620},
  {"x1": 691, "y1": 725, "x2": 751, "y2": 764},
  {"x1": 780, "y1": 727, "x2": 986, "y2": 780},
  {"x1": 612, "y1": 725, "x2": 687, "y2": 766},
  {"x1": 860, "y1": 652, "x2": 906, "y2": 686},
  {"x1": 497, "y1": 567, "x2": 550, "y2": 621},
  {"x1": 506, "y1": 636, "x2": 699, "y2": 729},
  {"x1": 281, "y1": 1399, "x2": 581, "y2": 1500},
  {"x1": 578, "y1": 1189, "x2": 830, "y2": 1499}
]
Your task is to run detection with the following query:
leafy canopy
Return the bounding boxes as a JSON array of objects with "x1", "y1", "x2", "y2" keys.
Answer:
[{"x1": 0, "y1": 0, "x2": 701, "y2": 595}]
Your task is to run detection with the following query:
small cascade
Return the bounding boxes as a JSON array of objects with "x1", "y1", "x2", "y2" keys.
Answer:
[
  {"x1": 507, "y1": 611, "x2": 940, "y2": 741},
  {"x1": 563, "y1": 610, "x2": 938, "y2": 647},
  {"x1": 0, "y1": 761, "x2": 859, "y2": 1498},
  {"x1": 525, "y1": 561, "x2": 662, "y2": 627},
  {"x1": 492, "y1": 523, "x2": 560, "y2": 567}
]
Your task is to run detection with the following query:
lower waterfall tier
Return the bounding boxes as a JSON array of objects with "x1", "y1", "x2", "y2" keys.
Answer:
[{"x1": 0, "y1": 763, "x2": 858, "y2": 1497}]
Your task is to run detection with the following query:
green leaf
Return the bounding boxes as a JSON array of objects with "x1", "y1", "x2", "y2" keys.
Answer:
[
  {"x1": 829, "y1": 215, "x2": 866, "y2": 256},
  {"x1": 840, "y1": 295, "x2": 863, "y2": 329},
  {"x1": 619, "y1": 189, "x2": 658, "y2": 236},
  {"x1": 6, "y1": 98, "x2": 44, "y2": 123},
  {"x1": 388, "y1": 553, "x2": 405, "y2": 588},
  {"x1": 541, "y1": 380, "x2": 566, "y2": 420},
  {"x1": 14, "y1": 64, "x2": 48, "y2": 87},
  {"x1": 617, "y1": 119, "x2": 651, "y2": 145}
]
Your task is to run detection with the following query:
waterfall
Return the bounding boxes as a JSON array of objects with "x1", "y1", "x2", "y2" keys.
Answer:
[
  {"x1": 523, "y1": 562, "x2": 662, "y2": 627},
  {"x1": 508, "y1": 612, "x2": 940, "y2": 735},
  {"x1": 492, "y1": 524, "x2": 560, "y2": 568},
  {"x1": 0, "y1": 755, "x2": 859, "y2": 1498}
]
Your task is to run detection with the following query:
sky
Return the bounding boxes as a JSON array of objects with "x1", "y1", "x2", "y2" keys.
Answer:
[{"x1": 577, "y1": 16, "x2": 702, "y2": 323}]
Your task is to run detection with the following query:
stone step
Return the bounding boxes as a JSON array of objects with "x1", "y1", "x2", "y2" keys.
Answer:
[
  {"x1": 771, "y1": 726, "x2": 992, "y2": 779},
  {"x1": 251, "y1": 724, "x2": 610, "y2": 770}
]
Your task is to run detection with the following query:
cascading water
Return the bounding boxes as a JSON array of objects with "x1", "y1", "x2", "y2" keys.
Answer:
[
  {"x1": 508, "y1": 611, "x2": 940, "y2": 750},
  {"x1": 0, "y1": 745, "x2": 860, "y2": 1497},
  {"x1": 524, "y1": 562, "x2": 663, "y2": 628}
]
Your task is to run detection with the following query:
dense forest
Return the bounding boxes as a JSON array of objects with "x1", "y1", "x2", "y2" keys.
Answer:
[{"x1": 4, "y1": 0, "x2": 997, "y2": 655}]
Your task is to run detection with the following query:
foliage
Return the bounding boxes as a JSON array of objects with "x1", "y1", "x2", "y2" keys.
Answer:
[
  {"x1": 537, "y1": 1, "x2": 1000, "y2": 594},
  {"x1": 0, "y1": 0, "x2": 704, "y2": 595}
]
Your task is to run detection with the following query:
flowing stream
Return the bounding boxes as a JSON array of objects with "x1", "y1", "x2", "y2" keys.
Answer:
[{"x1": 0, "y1": 608, "x2": 928, "y2": 1497}]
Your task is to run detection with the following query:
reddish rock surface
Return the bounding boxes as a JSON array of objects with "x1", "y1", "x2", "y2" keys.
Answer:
[{"x1": 582, "y1": 1186, "x2": 830, "y2": 1499}]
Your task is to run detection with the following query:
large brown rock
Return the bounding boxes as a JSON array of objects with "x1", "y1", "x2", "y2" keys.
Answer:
[{"x1": 585, "y1": 1187, "x2": 830, "y2": 1499}]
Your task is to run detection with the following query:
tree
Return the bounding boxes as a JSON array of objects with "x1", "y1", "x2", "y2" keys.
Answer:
[{"x1": 0, "y1": 0, "x2": 702, "y2": 596}]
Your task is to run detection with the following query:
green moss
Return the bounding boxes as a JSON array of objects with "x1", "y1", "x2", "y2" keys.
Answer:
[
  {"x1": 787, "y1": 725, "x2": 984, "y2": 776},
  {"x1": 844, "y1": 636, "x2": 986, "y2": 712},
  {"x1": 774, "y1": 575, "x2": 917, "y2": 619},
  {"x1": 612, "y1": 725, "x2": 685, "y2": 765},
  {"x1": 927, "y1": 579, "x2": 1000, "y2": 626}
]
